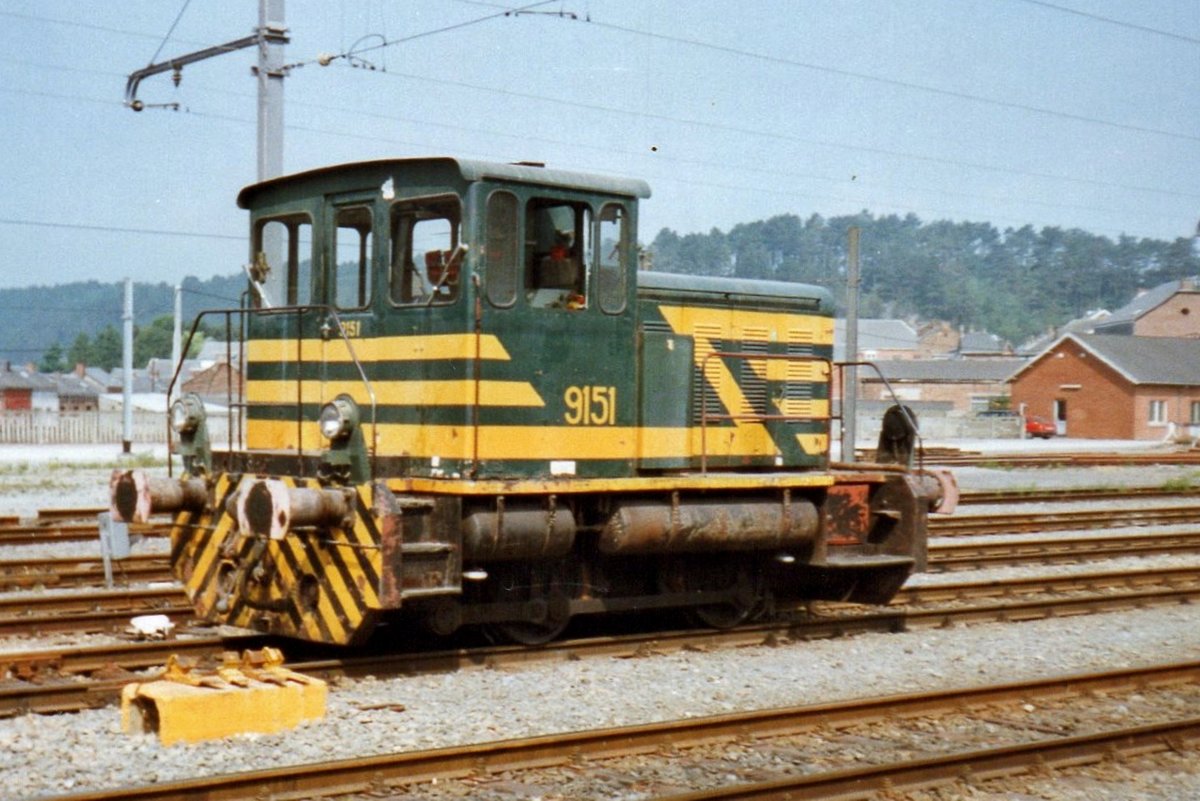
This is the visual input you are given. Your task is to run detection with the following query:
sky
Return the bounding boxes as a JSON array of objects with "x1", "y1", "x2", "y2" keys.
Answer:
[{"x1": 1, "y1": 0, "x2": 1198, "y2": 292}]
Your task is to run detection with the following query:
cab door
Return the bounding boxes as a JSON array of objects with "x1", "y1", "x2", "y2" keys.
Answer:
[
  {"x1": 475, "y1": 188, "x2": 637, "y2": 479},
  {"x1": 318, "y1": 195, "x2": 378, "y2": 436}
]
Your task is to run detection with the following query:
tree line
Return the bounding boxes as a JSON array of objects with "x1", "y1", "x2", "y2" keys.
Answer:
[
  {"x1": 10, "y1": 214, "x2": 1199, "y2": 370},
  {"x1": 649, "y1": 213, "x2": 1200, "y2": 345}
]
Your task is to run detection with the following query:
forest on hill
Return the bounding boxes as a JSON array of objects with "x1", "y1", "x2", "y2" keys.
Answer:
[
  {"x1": 3, "y1": 212, "x2": 1197, "y2": 367},
  {"x1": 649, "y1": 213, "x2": 1200, "y2": 345},
  {"x1": 0, "y1": 273, "x2": 245, "y2": 369}
]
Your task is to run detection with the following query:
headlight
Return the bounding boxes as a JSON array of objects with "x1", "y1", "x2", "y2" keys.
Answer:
[
  {"x1": 170, "y1": 395, "x2": 204, "y2": 434},
  {"x1": 318, "y1": 395, "x2": 359, "y2": 441}
]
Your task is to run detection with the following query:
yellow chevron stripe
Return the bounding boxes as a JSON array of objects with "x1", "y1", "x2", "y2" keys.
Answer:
[
  {"x1": 246, "y1": 333, "x2": 511, "y2": 363},
  {"x1": 245, "y1": 379, "x2": 545, "y2": 408}
]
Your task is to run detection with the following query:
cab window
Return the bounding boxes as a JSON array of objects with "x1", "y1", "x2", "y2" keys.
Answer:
[
  {"x1": 252, "y1": 213, "x2": 312, "y2": 308},
  {"x1": 333, "y1": 206, "x2": 373, "y2": 309},
  {"x1": 597, "y1": 203, "x2": 628, "y2": 314},
  {"x1": 485, "y1": 191, "x2": 519, "y2": 308},
  {"x1": 389, "y1": 197, "x2": 462, "y2": 306},
  {"x1": 525, "y1": 199, "x2": 591, "y2": 309}
]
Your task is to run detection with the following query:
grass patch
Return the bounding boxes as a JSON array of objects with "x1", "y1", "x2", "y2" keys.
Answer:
[{"x1": 1161, "y1": 472, "x2": 1200, "y2": 492}]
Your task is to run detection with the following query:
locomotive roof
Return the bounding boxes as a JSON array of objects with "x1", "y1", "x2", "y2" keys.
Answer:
[
  {"x1": 238, "y1": 156, "x2": 652, "y2": 208},
  {"x1": 638, "y1": 270, "x2": 834, "y2": 310}
]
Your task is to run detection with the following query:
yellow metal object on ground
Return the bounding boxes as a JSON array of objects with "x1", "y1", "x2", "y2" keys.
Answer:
[{"x1": 121, "y1": 648, "x2": 327, "y2": 745}]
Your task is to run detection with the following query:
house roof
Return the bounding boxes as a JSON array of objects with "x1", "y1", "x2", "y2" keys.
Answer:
[
  {"x1": 958, "y1": 331, "x2": 1007, "y2": 354},
  {"x1": 834, "y1": 319, "x2": 918, "y2": 360},
  {"x1": 1013, "y1": 333, "x2": 1200, "y2": 386},
  {"x1": 47, "y1": 373, "x2": 99, "y2": 397},
  {"x1": 1094, "y1": 277, "x2": 1200, "y2": 332},
  {"x1": 0, "y1": 367, "x2": 57, "y2": 391},
  {"x1": 868, "y1": 358, "x2": 1026, "y2": 383},
  {"x1": 1018, "y1": 309, "x2": 1111, "y2": 356}
]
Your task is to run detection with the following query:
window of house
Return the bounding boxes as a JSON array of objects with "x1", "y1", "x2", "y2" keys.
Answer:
[
  {"x1": 525, "y1": 199, "x2": 591, "y2": 309},
  {"x1": 333, "y1": 206, "x2": 373, "y2": 310},
  {"x1": 389, "y1": 197, "x2": 461, "y2": 306},
  {"x1": 485, "y1": 191, "x2": 519, "y2": 308},
  {"x1": 1149, "y1": 399, "x2": 1167, "y2": 424},
  {"x1": 597, "y1": 203, "x2": 628, "y2": 314},
  {"x1": 253, "y1": 214, "x2": 312, "y2": 308},
  {"x1": 1191, "y1": 401, "x2": 1200, "y2": 424}
]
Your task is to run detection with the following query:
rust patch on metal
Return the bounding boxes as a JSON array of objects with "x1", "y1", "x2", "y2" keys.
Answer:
[{"x1": 824, "y1": 484, "x2": 870, "y2": 545}]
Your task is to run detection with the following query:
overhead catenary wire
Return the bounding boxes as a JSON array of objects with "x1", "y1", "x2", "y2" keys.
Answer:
[{"x1": 1010, "y1": 0, "x2": 1200, "y2": 46}]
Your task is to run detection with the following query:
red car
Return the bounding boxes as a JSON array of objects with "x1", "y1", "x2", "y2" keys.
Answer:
[{"x1": 1025, "y1": 415, "x2": 1056, "y2": 439}]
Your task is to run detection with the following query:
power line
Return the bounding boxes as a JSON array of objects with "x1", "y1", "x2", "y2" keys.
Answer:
[
  {"x1": 351, "y1": 67, "x2": 1200, "y2": 202},
  {"x1": 286, "y1": 0, "x2": 559, "y2": 70},
  {"x1": 0, "y1": 9, "x2": 206, "y2": 45},
  {"x1": 576, "y1": 16, "x2": 1200, "y2": 145},
  {"x1": 1011, "y1": 0, "x2": 1200, "y2": 45},
  {"x1": 147, "y1": 0, "x2": 194, "y2": 65},
  {"x1": 0, "y1": 218, "x2": 241, "y2": 242}
]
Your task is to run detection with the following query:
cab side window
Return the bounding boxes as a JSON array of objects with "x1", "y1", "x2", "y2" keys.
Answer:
[
  {"x1": 333, "y1": 206, "x2": 373, "y2": 310},
  {"x1": 525, "y1": 200, "x2": 591, "y2": 309},
  {"x1": 253, "y1": 214, "x2": 312, "y2": 308},
  {"x1": 485, "y1": 191, "x2": 519, "y2": 308},
  {"x1": 597, "y1": 203, "x2": 628, "y2": 314},
  {"x1": 389, "y1": 198, "x2": 462, "y2": 306}
]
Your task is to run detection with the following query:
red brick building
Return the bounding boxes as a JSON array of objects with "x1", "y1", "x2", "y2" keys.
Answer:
[
  {"x1": 1010, "y1": 333, "x2": 1200, "y2": 440},
  {"x1": 1093, "y1": 277, "x2": 1200, "y2": 338}
]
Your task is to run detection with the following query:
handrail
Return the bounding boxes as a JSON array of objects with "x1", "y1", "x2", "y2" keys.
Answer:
[
  {"x1": 697, "y1": 351, "x2": 833, "y2": 474},
  {"x1": 164, "y1": 303, "x2": 378, "y2": 481}
]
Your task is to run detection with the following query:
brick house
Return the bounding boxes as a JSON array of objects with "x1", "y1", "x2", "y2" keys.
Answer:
[
  {"x1": 180, "y1": 361, "x2": 243, "y2": 405},
  {"x1": 1010, "y1": 333, "x2": 1200, "y2": 440},
  {"x1": 1093, "y1": 277, "x2": 1200, "y2": 338},
  {"x1": 0, "y1": 368, "x2": 33, "y2": 411}
]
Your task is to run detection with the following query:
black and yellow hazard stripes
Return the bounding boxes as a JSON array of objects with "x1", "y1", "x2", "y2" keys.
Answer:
[{"x1": 170, "y1": 475, "x2": 386, "y2": 645}]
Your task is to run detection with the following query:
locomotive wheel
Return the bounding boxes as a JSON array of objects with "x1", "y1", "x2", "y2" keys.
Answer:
[
  {"x1": 661, "y1": 558, "x2": 764, "y2": 630},
  {"x1": 483, "y1": 561, "x2": 573, "y2": 645}
]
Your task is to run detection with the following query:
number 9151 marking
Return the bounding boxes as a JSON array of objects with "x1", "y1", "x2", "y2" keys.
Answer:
[{"x1": 563, "y1": 385, "x2": 617, "y2": 426}]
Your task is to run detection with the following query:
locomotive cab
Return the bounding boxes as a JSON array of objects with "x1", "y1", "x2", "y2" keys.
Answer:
[{"x1": 111, "y1": 157, "x2": 949, "y2": 646}]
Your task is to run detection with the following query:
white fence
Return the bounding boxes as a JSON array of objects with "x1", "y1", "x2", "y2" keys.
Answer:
[{"x1": 0, "y1": 411, "x2": 232, "y2": 445}]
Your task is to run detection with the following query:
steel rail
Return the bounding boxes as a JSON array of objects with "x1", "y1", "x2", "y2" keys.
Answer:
[
  {"x1": 6, "y1": 581, "x2": 1200, "y2": 719},
  {"x1": 0, "y1": 522, "x2": 165, "y2": 546},
  {"x1": 896, "y1": 564, "x2": 1200, "y2": 604},
  {"x1": 41, "y1": 660, "x2": 1200, "y2": 801},
  {"x1": 928, "y1": 529, "x2": 1200, "y2": 569},
  {"x1": 925, "y1": 450, "x2": 1200, "y2": 468},
  {"x1": 931, "y1": 504, "x2": 1200, "y2": 536},
  {"x1": 662, "y1": 718, "x2": 1200, "y2": 800},
  {"x1": 0, "y1": 554, "x2": 171, "y2": 590},
  {"x1": 960, "y1": 486, "x2": 1200, "y2": 505}
]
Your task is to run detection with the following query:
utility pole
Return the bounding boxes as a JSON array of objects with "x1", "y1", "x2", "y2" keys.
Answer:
[
  {"x1": 121, "y1": 278, "x2": 134, "y2": 455},
  {"x1": 125, "y1": 0, "x2": 288, "y2": 182},
  {"x1": 841, "y1": 227, "x2": 861, "y2": 463}
]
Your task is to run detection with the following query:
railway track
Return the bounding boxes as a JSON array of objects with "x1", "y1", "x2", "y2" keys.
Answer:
[
  {"x1": 960, "y1": 485, "x2": 1200, "y2": 505},
  {"x1": 0, "y1": 554, "x2": 171, "y2": 590},
  {"x1": 931, "y1": 502, "x2": 1200, "y2": 535},
  {"x1": 917, "y1": 448, "x2": 1200, "y2": 468},
  {"x1": 43, "y1": 659, "x2": 1200, "y2": 801},
  {"x1": 5, "y1": 576, "x2": 1200, "y2": 719}
]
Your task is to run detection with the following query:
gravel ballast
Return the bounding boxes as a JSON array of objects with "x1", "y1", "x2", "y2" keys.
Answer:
[{"x1": 1, "y1": 447, "x2": 1199, "y2": 798}]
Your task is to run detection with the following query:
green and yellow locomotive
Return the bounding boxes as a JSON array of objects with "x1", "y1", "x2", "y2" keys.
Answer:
[{"x1": 110, "y1": 157, "x2": 950, "y2": 646}]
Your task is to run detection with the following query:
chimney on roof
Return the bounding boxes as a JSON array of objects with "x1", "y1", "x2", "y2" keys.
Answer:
[{"x1": 75, "y1": 363, "x2": 86, "y2": 378}]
